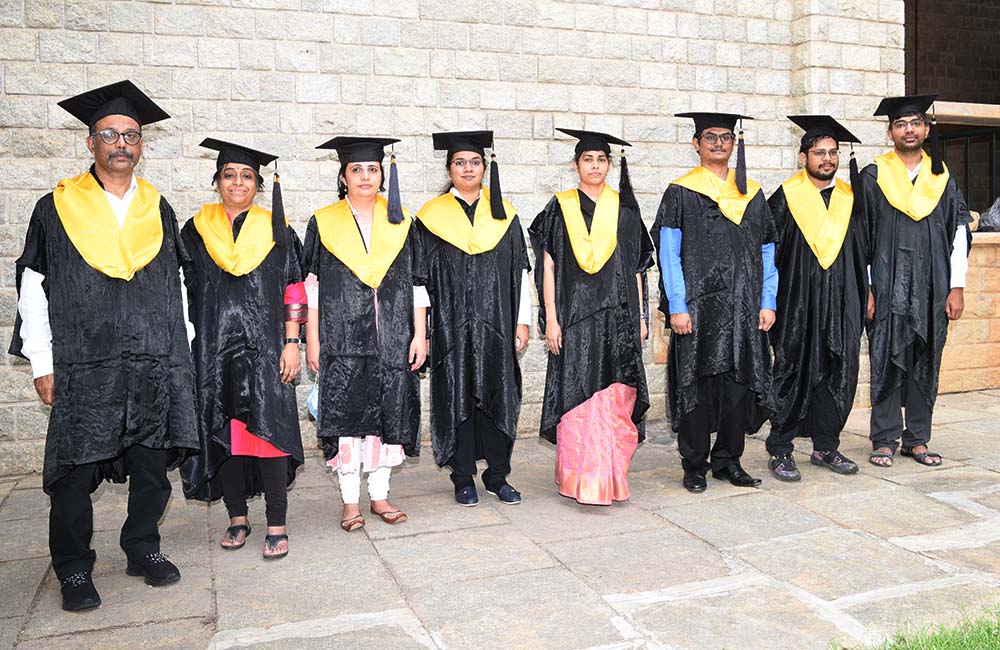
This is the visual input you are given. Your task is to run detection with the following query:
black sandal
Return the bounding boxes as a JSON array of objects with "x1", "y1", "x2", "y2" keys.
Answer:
[
  {"x1": 221, "y1": 524, "x2": 251, "y2": 551},
  {"x1": 901, "y1": 446, "x2": 943, "y2": 466},
  {"x1": 263, "y1": 534, "x2": 288, "y2": 560}
]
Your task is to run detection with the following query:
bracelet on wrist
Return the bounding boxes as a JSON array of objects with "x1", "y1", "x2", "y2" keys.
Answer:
[{"x1": 284, "y1": 337, "x2": 301, "y2": 345}]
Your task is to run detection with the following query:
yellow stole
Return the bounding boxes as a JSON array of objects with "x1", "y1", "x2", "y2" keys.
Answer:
[
  {"x1": 781, "y1": 171, "x2": 854, "y2": 270},
  {"x1": 874, "y1": 151, "x2": 950, "y2": 222},
  {"x1": 52, "y1": 171, "x2": 162, "y2": 281},
  {"x1": 192, "y1": 204, "x2": 281, "y2": 276},
  {"x1": 555, "y1": 185, "x2": 619, "y2": 274},
  {"x1": 416, "y1": 188, "x2": 517, "y2": 255},
  {"x1": 314, "y1": 196, "x2": 411, "y2": 289},
  {"x1": 670, "y1": 166, "x2": 762, "y2": 225}
]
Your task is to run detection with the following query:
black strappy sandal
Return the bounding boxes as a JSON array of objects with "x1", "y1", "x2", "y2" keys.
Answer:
[
  {"x1": 263, "y1": 534, "x2": 288, "y2": 560},
  {"x1": 221, "y1": 524, "x2": 251, "y2": 551}
]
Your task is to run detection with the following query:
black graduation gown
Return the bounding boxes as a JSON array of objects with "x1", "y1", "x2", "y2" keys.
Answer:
[
  {"x1": 768, "y1": 186, "x2": 868, "y2": 435},
  {"x1": 528, "y1": 190, "x2": 654, "y2": 444},
  {"x1": 178, "y1": 216, "x2": 305, "y2": 502},
  {"x1": 860, "y1": 164, "x2": 972, "y2": 409},
  {"x1": 9, "y1": 174, "x2": 198, "y2": 493},
  {"x1": 417, "y1": 195, "x2": 530, "y2": 467},
  {"x1": 301, "y1": 214, "x2": 425, "y2": 460},
  {"x1": 651, "y1": 185, "x2": 776, "y2": 433}
]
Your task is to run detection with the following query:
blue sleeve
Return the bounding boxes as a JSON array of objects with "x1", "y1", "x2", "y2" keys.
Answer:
[
  {"x1": 658, "y1": 228, "x2": 687, "y2": 314},
  {"x1": 761, "y1": 242, "x2": 778, "y2": 311}
]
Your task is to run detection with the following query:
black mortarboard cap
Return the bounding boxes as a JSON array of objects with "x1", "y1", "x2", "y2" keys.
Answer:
[
  {"x1": 874, "y1": 94, "x2": 943, "y2": 175},
  {"x1": 556, "y1": 128, "x2": 638, "y2": 209},
  {"x1": 432, "y1": 130, "x2": 506, "y2": 220},
  {"x1": 555, "y1": 128, "x2": 631, "y2": 156},
  {"x1": 676, "y1": 112, "x2": 754, "y2": 194},
  {"x1": 316, "y1": 136, "x2": 400, "y2": 164},
  {"x1": 200, "y1": 138, "x2": 279, "y2": 173},
  {"x1": 58, "y1": 80, "x2": 169, "y2": 129}
]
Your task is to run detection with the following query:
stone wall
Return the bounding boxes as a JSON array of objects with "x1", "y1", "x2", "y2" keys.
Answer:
[{"x1": 0, "y1": 0, "x2": 908, "y2": 475}]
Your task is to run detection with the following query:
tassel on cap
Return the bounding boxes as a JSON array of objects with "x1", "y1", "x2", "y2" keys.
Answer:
[
  {"x1": 619, "y1": 147, "x2": 639, "y2": 210},
  {"x1": 271, "y1": 170, "x2": 287, "y2": 248},
  {"x1": 849, "y1": 144, "x2": 861, "y2": 191},
  {"x1": 735, "y1": 120, "x2": 748, "y2": 195},
  {"x1": 387, "y1": 151, "x2": 404, "y2": 224},
  {"x1": 929, "y1": 107, "x2": 944, "y2": 175},
  {"x1": 489, "y1": 152, "x2": 505, "y2": 220}
]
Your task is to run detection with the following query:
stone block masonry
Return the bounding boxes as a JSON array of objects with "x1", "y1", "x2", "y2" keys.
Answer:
[{"x1": 0, "y1": 1, "x2": 915, "y2": 475}]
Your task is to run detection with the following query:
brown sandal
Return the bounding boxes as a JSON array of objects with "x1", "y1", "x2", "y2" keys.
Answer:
[
  {"x1": 370, "y1": 506, "x2": 407, "y2": 525},
  {"x1": 340, "y1": 514, "x2": 365, "y2": 532}
]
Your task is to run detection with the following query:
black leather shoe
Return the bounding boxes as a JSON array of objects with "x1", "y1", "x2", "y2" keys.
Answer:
[
  {"x1": 61, "y1": 571, "x2": 101, "y2": 612},
  {"x1": 682, "y1": 470, "x2": 707, "y2": 493},
  {"x1": 713, "y1": 463, "x2": 762, "y2": 487},
  {"x1": 125, "y1": 552, "x2": 180, "y2": 587}
]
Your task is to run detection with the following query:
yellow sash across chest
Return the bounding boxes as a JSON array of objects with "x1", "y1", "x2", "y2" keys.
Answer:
[
  {"x1": 52, "y1": 171, "x2": 162, "y2": 281},
  {"x1": 314, "y1": 196, "x2": 411, "y2": 289},
  {"x1": 782, "y1": 171, "x2": 854, "y2": 270},
  {"x1": 193, "y1": 203, "x2": 279, "y2": 276},
  {"x1": 670, "y1": 166, "x2": 762, "y2": 225},
  {"x1": 555, "y1": 185, "x2": 619, "y2": 274},
  {"x1": 874, "y1": 151, "x2": 950, "y2": 221},
  {"x1": 416, "y1": 189, "x2": 516, "y2": 255}
]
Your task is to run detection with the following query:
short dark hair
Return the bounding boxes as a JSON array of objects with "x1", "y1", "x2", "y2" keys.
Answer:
[
  {"x1": 337, "y1": 161, "x2": 385, "y2": 200},
  {"x1": 799, "y1": 134, "x2": 838, "y2": 156},
  {"x1": 888, "y1": 112, "x2": 927, "y2": 126},
  {"x1": 212, "y1": 166, "x2": 264, "y2": 191}
]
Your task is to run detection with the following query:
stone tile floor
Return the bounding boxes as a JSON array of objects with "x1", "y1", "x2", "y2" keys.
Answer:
[{"x1": 2, "y1": 391, "x2": 1000, "y2": 649}]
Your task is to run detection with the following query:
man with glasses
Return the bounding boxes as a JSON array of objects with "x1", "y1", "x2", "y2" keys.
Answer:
[
  {"x1": 9, "y1": 81, "x2": 197, "y2": 611},
  {"x1": 652, "y1": 113, "x2": 777, "y2": 493},
  {"x1": 765, "y1": 116, "x2": 868, "y2": 481},
  {"x1": 862, "y1": 95, "x2": 971, "y2": 468}
]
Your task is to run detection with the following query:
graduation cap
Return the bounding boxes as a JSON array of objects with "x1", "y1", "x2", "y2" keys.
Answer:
[
  {"x1": 316, "y1": 136, "x2": 405, "y2": 224},
  {"x1": 201, "y1": 138, "x2": 286, "y2": 248},
  {"x1": 676, "y1": 112, "x2": 754, "y2": 194},
  {"x1": 432, "y1": 130, "x2": 506, "y2": 220},
  {"x1": 556, "y1": 128, "x2": 638, "y2": 209},
  {"x1": 874, "y1": 94, "x2": 943, "y2": 175},
  {"x1": 58, "y1": 80, "x2": 169, "y2": 130},
  {"x1": 787, "y1": 115, "x2": 863, "y2": 189}
]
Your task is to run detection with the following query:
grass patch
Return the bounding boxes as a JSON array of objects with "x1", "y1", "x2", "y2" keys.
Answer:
[{"x1": 853, "y1": 607, "x2": 1000, "y2": 649}]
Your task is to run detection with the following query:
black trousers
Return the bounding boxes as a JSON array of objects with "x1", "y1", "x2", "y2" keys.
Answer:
[
  {"x1": 48, "y1": 445, "x2": 170, "y2": 582},
  {"x1": 448, "y1": 408, "x2": 514, "y2": 492},
  {"x1": 218, "y1": 455, "x2": 288, "y2": 528},
  {"x1": 676, "y1": 374, "x2": 750, "y2": 474},
  {"x1": 870, "y1": 344, "x2": 932, "y2": 452},
  {"x1": 766, "y1": 383, "x2": 842, "y2": 457}
]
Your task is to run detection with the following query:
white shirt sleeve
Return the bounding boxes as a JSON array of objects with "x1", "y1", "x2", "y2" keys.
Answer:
[
  {"x1": 413, "y1": 285, "x2": 431, "y2": 309},
  {"x1": 517, "y1": 269, "x2": 532, "y2": 326},
  {"x1": 305, "y1": 272, "x2": 319, "y2": 308},
  {"x1": 17, "y1": 267, "x2": 53, "y2": 378},
  {"x1": 950, "y1": 227, "x2": 968, "y2": 289}
]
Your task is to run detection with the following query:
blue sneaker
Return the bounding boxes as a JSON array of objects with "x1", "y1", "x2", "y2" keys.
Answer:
[
  {"x1": 455, "y1": 485, "x2": 479, "y2": 507},
  {"x1": 487, "y1": 484, "x2": 522, "y2": 505}
]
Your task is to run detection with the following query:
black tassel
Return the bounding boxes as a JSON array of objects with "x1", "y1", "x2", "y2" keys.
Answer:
[
  {"x1": 271, "y1": 171, "x2": 287, "y2": 248},
  {"x1": 735, "y1": 128, "x2": 747, "y2": 195},
  {"x1": 387, "y1": 153, "x2": 403, "y2": 224},
  {"x1": 849, "y1": 145, "x2": 861, "y2": 190},
  {"x1": 619, "y1": 148, "x2": 639, "y2": 210},
  {"x1": 489, "y1": 152, "x2": 505, "y2": 220},
  {"x1": 929, "y1": 113, "x2": 944, "y2": 175}
]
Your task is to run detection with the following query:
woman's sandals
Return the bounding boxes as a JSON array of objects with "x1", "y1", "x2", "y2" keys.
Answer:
[
  {"x1": 370, "y1": 506, "x2": 407, "y2": 525},
  {"x1": 340, "y1": 514, "x2": 365, "y2": 533},
  {"x1": 263, "y1": 534, "x2": 289, "y2": 560},
  {"x1": 221, "y1": 524, "x2": 251, "y2": 550}
]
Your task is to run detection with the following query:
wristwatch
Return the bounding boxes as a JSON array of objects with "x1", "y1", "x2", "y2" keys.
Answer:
[{"x1": 284, "y1": 337, "x2": 301, "y2": 345}]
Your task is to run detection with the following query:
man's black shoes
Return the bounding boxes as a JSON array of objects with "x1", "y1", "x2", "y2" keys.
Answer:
[
  {"x1": 682, "y1": 470, "x2": 707, "y2": 493},
  {"x1": 712, "y1": 463, "x2": 762, "y2": 488},
  {"x1": 61, "y1": 571, "x2": 101, "y2": 612},
  {"x1": 125, "y1": 552, "x2": 180, "y2": 587}
]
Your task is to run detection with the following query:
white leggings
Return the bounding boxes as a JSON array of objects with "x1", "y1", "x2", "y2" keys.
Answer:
[{"x1": 338, "y1": 465, "x2": 392, "y2": 504}]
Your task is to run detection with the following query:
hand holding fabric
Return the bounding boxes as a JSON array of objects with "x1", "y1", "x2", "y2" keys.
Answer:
[
  {"x1": 669, "y1": 312, "x2": 692, "y2": 335},
  {"x1": 34, "y1": 374, "x2": 54, "y2": 405}
]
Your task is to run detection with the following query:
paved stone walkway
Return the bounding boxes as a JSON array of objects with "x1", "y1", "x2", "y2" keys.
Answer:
[{"x1": 3, "y1": 391, "x2": 1000, "y2": 649}]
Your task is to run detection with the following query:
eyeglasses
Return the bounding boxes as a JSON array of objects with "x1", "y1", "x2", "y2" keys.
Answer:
[
  {"x1": 810, "y1": 149, "x2": 840, "y2": 159},
  {"x1": 700, "y1": 133, "x2": 734, "y2": 145},
  {"x1": 92, "y1": 128, "x2": 142, "y2": 146},
  {"x1": 451, "y1": 158, "x2": 483, "y2": 169},
  {"x1": 891, "y1": 118, "x2": 924, "y2": 131}
]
